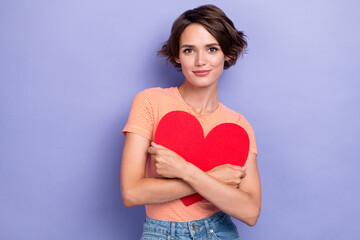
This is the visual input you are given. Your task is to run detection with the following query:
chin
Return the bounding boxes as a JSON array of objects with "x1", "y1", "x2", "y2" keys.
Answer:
[{"x1": 189, "y1": 79, "x2": 218, "y2": 88}]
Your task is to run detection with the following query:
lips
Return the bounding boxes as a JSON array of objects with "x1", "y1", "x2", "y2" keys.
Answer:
[{"x1": 193, "y1": 70, "x2": 211, "y2": 77}]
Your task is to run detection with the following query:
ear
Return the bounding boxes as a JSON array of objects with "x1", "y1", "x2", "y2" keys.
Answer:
[
  {"x1": 175, "y1": 57, "x2": 180, "y2": 64},
  {"x1": 225, "y1": 56, "x2": 230, "y2": 61}
]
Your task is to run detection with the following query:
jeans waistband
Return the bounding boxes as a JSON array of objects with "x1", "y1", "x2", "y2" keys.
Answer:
[{"x1": 143, "y1": 211, "x2": 231, "y2": 238}]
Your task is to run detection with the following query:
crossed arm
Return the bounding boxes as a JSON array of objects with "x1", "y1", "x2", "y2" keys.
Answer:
[{"x1": 120, "y1": 132, "x2": 261, "y2": 226}]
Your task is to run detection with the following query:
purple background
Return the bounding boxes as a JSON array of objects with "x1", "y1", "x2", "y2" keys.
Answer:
[{"x1": 1, "y1": 0, "x2": 359, "y2": 239}]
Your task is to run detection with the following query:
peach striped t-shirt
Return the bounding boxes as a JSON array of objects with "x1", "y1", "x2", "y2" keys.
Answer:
[{"x1": 122, "y1": 86, "x2": 257, "y2": 221}]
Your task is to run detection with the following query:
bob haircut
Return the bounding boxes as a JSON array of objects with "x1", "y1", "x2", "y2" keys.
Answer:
[{"x1": 158, "y1": 4, "x2": 247, "y2": 69}]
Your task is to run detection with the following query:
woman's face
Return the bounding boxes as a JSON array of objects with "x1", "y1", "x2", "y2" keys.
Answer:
[{"x1": 176, "y1": 23, "x2": 229, "y2": 88}]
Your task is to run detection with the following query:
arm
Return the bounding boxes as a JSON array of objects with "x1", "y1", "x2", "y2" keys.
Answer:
[
  {"x1": 121, "y1": 132, "x2": 195, "y2": 207},
  {"x1": 120, "y1": 132, "x2": 245, "y2": 207},
  {"x1": 182, "y1": 152, "x2": 261, "y2": 226},
  {"x1": 149, "y1": 143, "x2": 261, "y2": 226}
]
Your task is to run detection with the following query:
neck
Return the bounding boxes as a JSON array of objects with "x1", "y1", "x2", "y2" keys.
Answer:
[{"x1": 177, "y1": 80, "x2": 220, "y2": 115}]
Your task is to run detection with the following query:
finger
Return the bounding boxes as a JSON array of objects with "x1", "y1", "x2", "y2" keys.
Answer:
[
  {"x1": 209, "y1": 165, "x2": 221, "y2": 171},
  {"x1": 234, "y1": 166, "x2": 247, "y2": 172},
  {"x1": 147, "y1": 147, "x2": 157, "y2": 154},
  {"x1": 228, "y1": 164, "x2": 243, "y2": 170},
  {"x1": 151, "y1": 142, "x2": 167, "y2": 149}
]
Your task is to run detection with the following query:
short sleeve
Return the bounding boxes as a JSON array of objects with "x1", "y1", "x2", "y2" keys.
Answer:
[
  {"x1": 237, "y1": 115, "x2": 257, "y2": 155},
  {"x1": 122, "y1": 89, "x2": 157, "y2": 140}
]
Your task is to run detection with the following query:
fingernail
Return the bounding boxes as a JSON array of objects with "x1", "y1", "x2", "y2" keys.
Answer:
[{"x1": 242, "y1": 166, "x2": 247, "y2": 170}]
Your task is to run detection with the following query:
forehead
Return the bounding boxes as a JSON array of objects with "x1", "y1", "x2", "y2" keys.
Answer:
[{"x1": 179, "y1": 23, "x2": 219, "y2": 46}]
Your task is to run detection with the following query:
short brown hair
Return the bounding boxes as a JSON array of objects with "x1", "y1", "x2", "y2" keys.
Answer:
[{"x1": 158, "y1": 4, "x2": 247, "y2": 69}]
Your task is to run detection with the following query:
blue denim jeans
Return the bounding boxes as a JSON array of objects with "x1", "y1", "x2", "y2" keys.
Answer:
[{"x1": 141, "y1": 211, "x2": 240, "y2": 240}]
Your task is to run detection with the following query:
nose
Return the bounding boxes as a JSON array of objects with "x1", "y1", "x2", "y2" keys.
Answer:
[{"x1": 195, "y1": 51, "x2": 206, "y2": 66}]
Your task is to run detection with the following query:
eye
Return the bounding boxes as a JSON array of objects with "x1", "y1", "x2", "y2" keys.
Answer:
[
  {"x1": 183, "y1": 48, "x2": 194, "y2": 53},
  {"x1": 208, "y1": 47, "x2": 218, "y2": 53}
]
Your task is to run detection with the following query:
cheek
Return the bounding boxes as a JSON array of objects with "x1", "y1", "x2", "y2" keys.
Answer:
[
  {"x1": 178, "y1": 56, "x2": 193, "y2": 69},
  {"x1": 181, "y1": 67, "x2": 193, "y2": 79},
  {"x1": 213, "y1": 56, "x2": 226, "y2": 67},
  {"x1": 211, "y1": 58, "x2": 225, "y2": 76}
]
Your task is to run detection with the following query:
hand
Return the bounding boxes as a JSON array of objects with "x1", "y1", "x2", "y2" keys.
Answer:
[
  {"x1": 148, "y1": 142, "x2": 190, "y2": 179},
  {"x1": 207, "y1": 164, "x2": 247, "y2": 188}
]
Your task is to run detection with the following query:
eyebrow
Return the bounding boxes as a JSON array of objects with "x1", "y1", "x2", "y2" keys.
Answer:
[{"x1": 180, "y1": 43, "x2": 220, "y2": 49}]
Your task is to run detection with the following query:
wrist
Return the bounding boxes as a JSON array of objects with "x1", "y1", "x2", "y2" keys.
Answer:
[{"x1": 180, "y1": 162, "x2": 201, "y2": 184}]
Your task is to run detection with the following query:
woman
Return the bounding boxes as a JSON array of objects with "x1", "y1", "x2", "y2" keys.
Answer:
[{"x1": 121, "y1": 4, "x2": 261, "y2": 239}]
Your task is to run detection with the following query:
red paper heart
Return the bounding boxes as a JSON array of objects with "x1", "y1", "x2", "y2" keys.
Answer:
[{"x1": 154, "y1": 111, "x2": 250, "y2": 206}]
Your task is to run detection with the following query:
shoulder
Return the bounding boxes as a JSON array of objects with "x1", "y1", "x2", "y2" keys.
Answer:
[
  {"x1": 220, "y1": 104, "x2": 257, "y2": 154},
  {"x1": 132, "y1": 87, "x2": 178, "y2": 107},
  {"x1": 135, "y1": 87, "x2": 160, "y2": 97},
  {"x1": 132, "y1": 87, "x2": 162, "y2": 103},
  {"x1": 221, "y1": 104, "x2": 254, "y2": 131},
  {"x1": 134, "y1": 87, "x2": 173, "y2": 99},
  {"x1": 220, "y1": 104, "x2": 244, "y2": 122}
]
